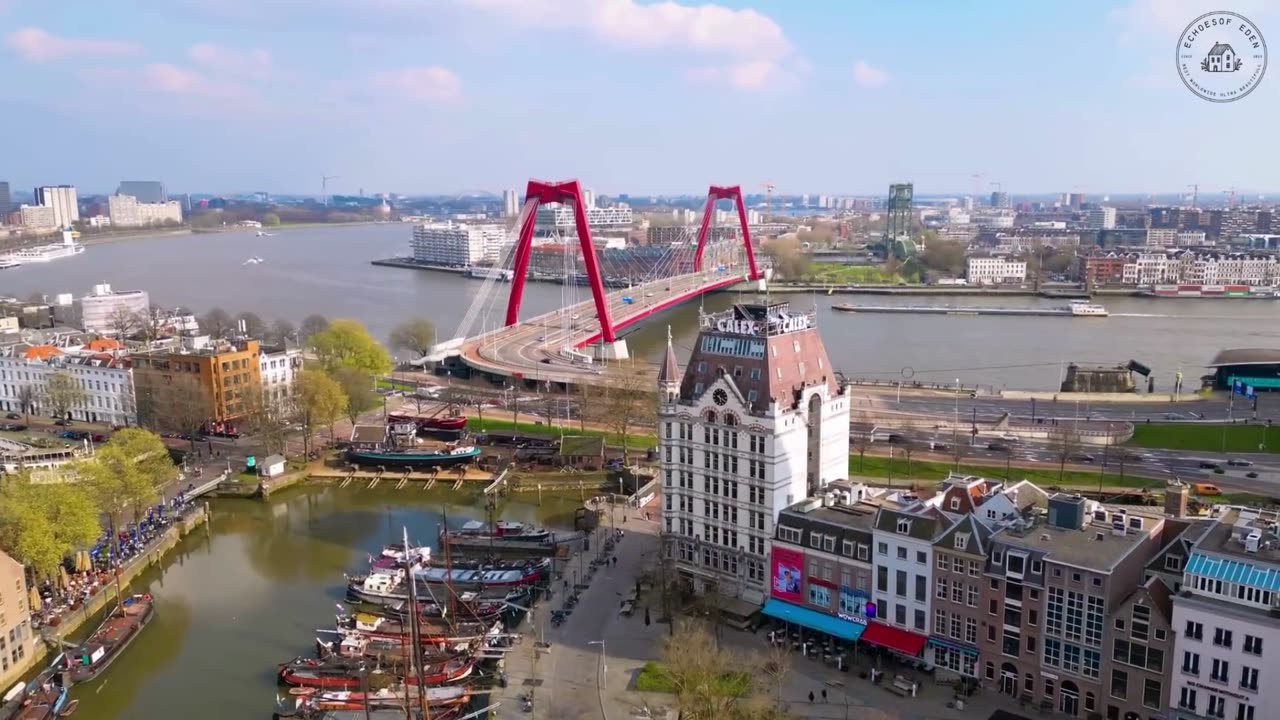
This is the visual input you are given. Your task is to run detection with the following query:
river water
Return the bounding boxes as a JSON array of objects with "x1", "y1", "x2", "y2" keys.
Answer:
[
  {"x1": 70, "y1": 487, "x2": 580, "y2": 720},
  {"x1": 3, "y1": 224, "x2": 1277, "y2": 390}
]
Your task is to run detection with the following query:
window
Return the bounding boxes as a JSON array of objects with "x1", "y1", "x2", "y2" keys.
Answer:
[
  {"x1": 1043, "y1": 637, "x2": 1061, "y2": 666},
  {"x1": 823, "y1": 535, "x2": 836, "y2": 553},
  {"x1": 1142, "y1": 679, "x2": 1161, "y2": 710},
  {"x1": 896, "y1": 546, "x2": 907, "y2": 560},
  {"x1": 934, "y1": 609, "x2": 946, "y2": 634},
  {"x1": 1031, "y1": 559, "x2": 1042, "y2": 574},
  {"x1": 808, "y1": 584, "x2": 831, "y2": 607},
  {"x1": 1211, "y1": 658, "x2": 1229, "y2": 683},
  {"x1": 986, "y1": 625, "x2": 996, "y2": 642},
  {"x1": 1240, "y1": 665, "x2": 1258, "y2": 691},
  {"x1": 969, "y1": 560, "x2": 980, "y2": 577},
  {"x1": 915, "y1": 575, "x2": 926, "y2": 602},
  {"x1": 877, "y1": 542, "x2": 888, "y2": 555},
  {"x1": 857, "y1": 544, "x2": 869, "y2": 561},
  {"x1": 1243, "y1": 634, "x2": 1262, "y2": 655},
  {"x1": 877, "y1": 566, "x2": 888, "y2": 593},
  {"x1": 1236, "y1": 704, "x2": 1256, "y2": 720},
  {"x1": 1206, "y1": 694, "x2": 1226, "y2": 719},
  {"x1": 842, "y1": 540, "x2": 854, "y2": 557},
  {"x1": 936, "y1": 578, "x2": 949, "y2": 600},
  {"x1": 1046, "y1": 587, "x2": 1064, "y2": 635},
  {"x1": 1006, "y1": 553, "x2": 1026, "y2": 576},
  {"x1": 1154, "y1": 627, "x2": 1167, "y2": 641},
  {"x1": 1186, "y1": 620, "x2": 1203, "y2": 640},
  {"x1": 955, "y1": 533, "x2": 968, "y2": 551},
  {"x1": 1213, "y1": 627, "x2": 1233, "y2": 649},
  {"x1": 967, "y1": 584, "x2": 978, "y2": 607},
  {"x1": 916, "y1": 550, "x2": 926, "y2": 564},
  {"x1": 993, "y1": 550, "x2": 1003, "y2": 564},
  {"x1": 894, "y1": 603, "x2": 906, "y2": 626},
  {"x1": 1026, "y1": 636, "x2": 1036, "y2": 654},
  {"x1": 965, "y1": 617, "x2": 976, "y2": 644},
  {"x1": 896, "y1": 518, "x2": 911, "y2": 534},
  {"x1": 1165, "y1": 554, "x2": 1183, "y2": 571},
  {"x1": 914, "y1": 609, "x2": 925, "y2": 631},
  {"x1": 1178, "y1": 687, "x2": 1197, "y2": 711},
  {"x1": 1130, "y1": 604, "x2": 1150, "y2": 641},
  {"x1": 1182, "y1": 651, "x2": 1200, "y2": 675},
  {"x1": 938, "y1": 555, "x2": 950, "y2": 571},
  {"x1": 895, "y1": 570, "x2": 907, "y2": 597},
  {"x1": 1110, "y1": 669, "x2": 1128, "y2": 700}
]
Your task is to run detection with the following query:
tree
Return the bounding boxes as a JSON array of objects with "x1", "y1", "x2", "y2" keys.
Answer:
[
  {"x1": 106, "y1": 304, "x2": 140, "y2": 339},
  {"x1": 267, "y1": 318, "x2": 297, "y2": 346},
  {"x1": 309, "y1": 319, "x2": 393, "y2": 376},
  {"x1": 760, "y1": 641, "x2": 792, "y2": 714},
  {"x1": 919, "y1": 239, "x2": 967, "y2": 277},
  {"x1": 660, "y1": 621, "x2": 752, "y2": 720},
  {"x1": 759, "y1": 235, "x2": 811, "y2": 280},
  {"x1": 94, "y1": 428, "x2": 176, "y2": 520},
  {"x1": 388, "y1": 317, "x2": 437, "y2": 360},
  {"x1": 0, "y1": 477, "x2": 101, "y2": 581},
  {"x1": 201, "y1": 307, "x2": 234, "y2": 338},
  {"x1": 1053, "y1": 430, "x2": 1082, "y2": 483},
  {"x1": 262, "y1": 212, "x2": 281, "y2": 227},
  {"x1": 852, "y1": 433, "x2": 868, "y2": 474},
  {"x1": 138, "y1": 307, "x2": 169, "y2": 345},
  {"x1": 136, "y1": 374, "x2": 211, "y2": 450},
  {"x1": 900, "y1": 439, "x2": 915, "y2": 476},
  {"x1": 44, "y1": 371, "x2": 86, "y2": 420},
  {"x1": 236, "y1": 311, "x2": 267, "y2": 339},
  {"x1": 241, "y1": 392, "x2": 294, "y2": 457},
  {"x1": 333, "y1": 366, "x2": 377, "y2": 428},
  {"x1": 295, "y1": 370, "x2": 347, "y2": 453},
  {"x1": 596, "y1": 369, "x2": 656, "y2": 465},
  {"x1": 300, "y1": 314, "x2": 330, "y2": 341},
  {"x1": 16, "y1": 384, "x2": 38, "y2": 424}
]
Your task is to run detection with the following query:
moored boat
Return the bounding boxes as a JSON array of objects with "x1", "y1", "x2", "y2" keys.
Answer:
[
  {"x1": 346, "y1": 445, "x2": 479, "y2": 469},
  {"x1": 1, "y1": 681, "x2": 68, "y2": 720},
  {"x1": 346, "y1": 570, "x2": 531, "y2": 606},
  {"x1": 64, "y1": 594, "x2": 154, "y2": 684},
  {"x1": 386, "y1": 414, "x2": 467, "y2": 432},
  {"x1": 443, "y1": 519, "x2": 554, "y2": 545}
]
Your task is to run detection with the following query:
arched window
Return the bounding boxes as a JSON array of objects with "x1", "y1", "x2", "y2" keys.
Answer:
[
  {"x1": 704, "y1": 410, "x2": 717, "y2": 424},
  {"x1": 723, "y1": 413, "x2": 738, "y2": 427}
]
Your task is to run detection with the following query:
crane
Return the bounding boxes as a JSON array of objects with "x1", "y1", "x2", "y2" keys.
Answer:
[
  {"x1": 760, "y1": 181, "x2": 775, "y2": 219},
  {"x1": 321, "y1": 175, "x2": 339, "y2": 206},
  {"x1": 970, "y1": 173, "x2": 984, "y2": 203},
  {"x1": 1223, "y1": 187, "x2": 1239, "y2": 208},
  {"x1": 1187, "y1": 184, "x2": 1199, "y2": 208}
]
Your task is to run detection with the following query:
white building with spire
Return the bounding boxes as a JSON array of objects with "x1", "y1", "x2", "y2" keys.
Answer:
[{"x1": 657, "y1": 302, "x2": 852, "y2": 609}]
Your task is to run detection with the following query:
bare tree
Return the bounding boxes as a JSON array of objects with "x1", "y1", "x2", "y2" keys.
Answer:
[
  {"x1": 1053, "y1": 430, "x2": 1082, "y2": 484},
  {"x1": 900, "y1": 438, "x2": 915, "y2": 476},
  {"x1": 106, "y1": 305, "x2": 140, "y2": 339},
  {"x1": 44, "y1": 372, "x2": 87, "y2": 420},
  {"x1": 16, "y1": 384, "x2": 38, "y2": 424},
  {"x1": 236, "y1": 311, "x2": 267, "y2": 339},
  {"x1": 760, "y1": 641, "x2": 793, "y2": 714},
  {"x1": 137, "y1": 307, "x2": 169, "y2": 345},
  {"x1": 597, "y1": 369, "x2": 656, "y2": 465},
  {"x1": 201, "y1": 307, "x2": 234, "y2": 338},
  {"x1": 241, "y1": 391, "x2": 294, "y2": 457},
  {"x1": 851, "y1": 433, "x2": 869, "y2": 474},
  {"x1": 267, "y1": 318, "x2": 297, "y2": 346},
  {"x1": 300, "y1": 314, "x2": 329, "y2": 341},
  {"x1": 136, "y1": 375, "x2": 212, "y2": 450}
]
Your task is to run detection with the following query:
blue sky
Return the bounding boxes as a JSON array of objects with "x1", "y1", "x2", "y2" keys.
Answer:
[{"x1": 1, "y1": 0, "x2": 1275, "y2": 197}]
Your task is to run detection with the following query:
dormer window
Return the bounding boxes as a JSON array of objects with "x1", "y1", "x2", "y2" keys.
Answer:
[
  {"x1": 896, "y1": 518, "x2": 911, "y2": 535},
  {"x1": 949, "y1": 497, "x2": 961, "y2": 510},
  {"x1": 954, "y1": 533, "x2": 969, "y2": 551},
  {"x1": 1165, "y1": 555, "x2": 1182, "y2": 571}
]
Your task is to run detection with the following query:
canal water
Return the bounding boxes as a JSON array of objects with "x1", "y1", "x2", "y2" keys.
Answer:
[
  {"x1": 70, "y1": 486, "x2": 581, "y2": 720},
  {"x1": 2, "y1": 224, "x2": 1278, "y2": 389}
]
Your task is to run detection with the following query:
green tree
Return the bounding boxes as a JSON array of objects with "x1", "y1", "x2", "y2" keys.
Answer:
[
  {"x1": 201, "y1": 307, "x2": 234, "y2": 338},
  {"x1": 333, "y1": 366, "x2": 377, "y2": 428},
  {"x1": 759, "y1": 235, "x2": 811, "y2": 280},
  {"x1": 300, "y1": 314, "x2": 330, "y2": 341},
  {"x1": 295, "y1": 370, "x2": 347, "y2": 453},
  {"x1": 309, "y1": 319, "x2": 393, "y2": 376},
  {"x1": 919, "y1": 239, "x2": 967, "y2": 277},
  {"x1": 0, "y1": 477, "x2": 101, "y2": 581},
  {"x1": 388, "y1": 317, "x2": 437, "y2": 360},
  {"x1": 78, "y1": 428, "x2": 176, "y2": 542},
  {"x1": 262, "y1": 213, "x2": 281, "y2": 227},
  {"x1": 44, "y1": 371, "x2": 87, "y2": 420}
]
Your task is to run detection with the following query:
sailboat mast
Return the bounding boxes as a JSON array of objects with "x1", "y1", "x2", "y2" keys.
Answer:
[{"x1": 403, "y1": 526, "x2": 427, "y2": 718}]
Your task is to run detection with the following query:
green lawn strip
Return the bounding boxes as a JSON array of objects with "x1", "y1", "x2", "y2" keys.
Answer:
[
  {"x1": 376, "y1": 378, "x2": 418, "y2": 391},
  {"x1": 847, "y1": 453, "x2": 1155, "y2": 489},
  {"x1": 634, "y1": 662, "x2": 750, "y2": 696},
  {"x1": 464, "y1": 417, "x2": 657, "y2": 450},
  {"x1": 806, "y1": 263, "x2": 899, "y2": 284},
  {"x1": 1129, "y1": 423, "x2": 1277, "y2": 454}
]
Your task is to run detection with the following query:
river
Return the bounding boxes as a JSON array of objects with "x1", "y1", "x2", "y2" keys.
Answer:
[
  {"x1": 3, "y1": 224, "x2": 1277, "y2": 390},
  {"x1": 69, "y1": 486, "x2": 580, "y2": 720}
]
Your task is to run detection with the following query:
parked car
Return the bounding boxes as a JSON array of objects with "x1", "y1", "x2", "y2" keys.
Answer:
[
  {"x1": 4, "y1": 412, "x2": 20, "y2": 420},
  {"x1": 886, "y1": 433, "x2": 907, "y2": 444},
  {"x1": 1069, "y1": 453, "x2": 1096, "y2": 463},
  {"x1": 987, "y1": 442, "x2": 1011, "y2": 452},
  {"x1": 1227, "y1": 459, "x2": 1254, "y2": 467}
]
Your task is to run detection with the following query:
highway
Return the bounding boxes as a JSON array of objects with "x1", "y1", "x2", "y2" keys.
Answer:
[{"x1": 460, "y1": 268, "x2": 751, "y2": 384}]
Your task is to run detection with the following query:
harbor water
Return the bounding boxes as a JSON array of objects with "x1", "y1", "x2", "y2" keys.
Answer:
[
  {"x1": 2, "y1": 224, "x2": 1278, "y2": 389},
  {"x1": 68, "y1": 486, "x2": 581, "y2": 720}
]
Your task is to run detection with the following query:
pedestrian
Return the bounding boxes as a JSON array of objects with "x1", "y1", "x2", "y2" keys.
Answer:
[
  {"x1": 808, "y1": 692, "x2": 814, "y2": 704},
  {"x1": 821, "y1": 689, "x2": 827, "y2": 702}
]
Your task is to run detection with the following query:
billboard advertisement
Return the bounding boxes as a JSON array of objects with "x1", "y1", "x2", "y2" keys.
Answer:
[{"x1": 770, "y1": 547, "x2": 804, "y2": 603}]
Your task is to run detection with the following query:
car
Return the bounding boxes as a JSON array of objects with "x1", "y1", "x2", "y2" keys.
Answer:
[
  {"x1": 1198, "y1": 461, "x2": 1220, "y2": 470},
  {"x1": 1246, "y1": 471, "x2": 1260, "y2": 478},
  {"x1": 1117, "y1": 452, "x2": 1144, "y2": 462},
  {"x1": 929, "y1": 441, "x2": 950, "y2": 451},
  {"x1": 4, "y1": 413, "x2": 19, "y2": 420},
  {"x1": 1000, "y1": 434, "x2": 1020, "y2": 443},
  {"x1": 54, "y1": 418, "x2": 70, "y2": 426},
  {"x1": 1069, "y1": 453, "x2": 1096, "y2": 463},
  {"x1": 987, "y1": 442, "x2": 1011, "y2": 452},
  {"x1": 90, "y1": 433, "x2": 106, "y2": 442},
  {"x1": 1227, "y1": 459, "x2": 1254, "y2": 467},
  {"x1": 1213, "y1": 467, "x2": 1226, "y2": 475},
  {"x1": 886, "y1": 433, "x2": 906, "y2": 444}
]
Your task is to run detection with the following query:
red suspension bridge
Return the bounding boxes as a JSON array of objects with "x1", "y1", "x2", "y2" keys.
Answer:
[{"x1": 432, "y1": 179, "x2": 767, "y2": 386}]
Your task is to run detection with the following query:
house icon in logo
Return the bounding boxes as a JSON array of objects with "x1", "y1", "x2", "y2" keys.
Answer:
[{"x1": 1202, "y1": 42, "x2": 1240, "y2": 72}]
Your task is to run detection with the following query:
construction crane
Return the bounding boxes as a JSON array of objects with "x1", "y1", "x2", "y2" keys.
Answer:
[
  {"x1": 321, "y1": 175, "x2": 339, "y2": 206},
  {"x1": 760, "y1": 181, "x2": 775, "y2": 219},
  {"x1": 1223, "y1": 187, "x2": 1239, "y2": 208},
  {"x1": 1187, "y1": 184, "x2": 1199, "y2": 208},
  {"x1": 970, "y1": 173, "x2": 984, "y2": 202}
]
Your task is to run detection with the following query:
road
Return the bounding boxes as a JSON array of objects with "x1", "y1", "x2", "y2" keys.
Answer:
[{"x1": 461, "y1": 268, "x2": 750, "y2": 384}]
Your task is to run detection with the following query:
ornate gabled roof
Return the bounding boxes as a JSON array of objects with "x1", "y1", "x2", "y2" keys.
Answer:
[{"x1": 658, "y1": 325, "x2": 680, "y2": 385}]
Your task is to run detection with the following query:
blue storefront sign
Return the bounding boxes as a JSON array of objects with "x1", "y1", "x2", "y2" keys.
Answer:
[{"x1": 837, "y1": 587, "x2": 871, "y2": 625}]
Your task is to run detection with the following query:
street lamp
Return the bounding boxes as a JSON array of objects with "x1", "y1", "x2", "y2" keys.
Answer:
[
  {"x1": 588, "y1": 639, "x2": 609, "y2": 720},
  {"x1": 953, "y1": 378, "x2": 960, "y2": 433}
]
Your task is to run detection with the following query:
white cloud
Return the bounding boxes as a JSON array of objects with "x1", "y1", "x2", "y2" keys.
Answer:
[
  {"x1": 369, "y1": 67, "x2": 462, "y2": 103},
  {"x1": 685, "y1": 60, "x2": 789, "y2": 91},
  {"x1": 187, "y1": 43, "x2": 272, "y2": 76},
  {"x1": 852, "y1": 60, "x2": 887, "y2": 88},
  {"x1": 6, "y1": 27, "x2": 142, "y2": 63}
]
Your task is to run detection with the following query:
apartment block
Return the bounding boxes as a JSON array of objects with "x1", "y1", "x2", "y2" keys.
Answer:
[
  {"x1": 132, "y1": 338, "x2": 261, "y2": 432},
  {"x1": 0, "y1": 550, "x2": 35, "y2": 687}
]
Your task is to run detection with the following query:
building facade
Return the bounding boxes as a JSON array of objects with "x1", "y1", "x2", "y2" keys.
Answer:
[
  {"x1": 132, "y1": 338, "x2": 261, "y2": 431},
  {"x1": 872, "y1": 504, "x2": 949, "y2": 641},
  {"x1": 106, "y1": 194, "x2": 183, "y2": 227},
  {"x1": 967, "y1": 257, "x2": 1027, "y2": 285},
  {"x1": 1103, "y1": 576, "x2": 1175, "y2": 720},
  {"x1": 931, "y1": 481, "x2": 998, "y2": 679},
  {"x1": 502, "y1": 189, "x2": 520, "y2": 218},
  {"x1": 17, "y1": 205, "x2": 56, "y2": 229},
  {"x1": 259, "y1": 345, "x2": 302, "y2": 404},
  {"x1": 1089, "y1": 207, "x2": 1117, "y2": 230},
  {"x1": 659, "y1": 301, "x2": 851, "y2": 605},
  {"x1": 116, "y1": 181, "x2": 167, "y2": 204},
  {"x1": 33, "y1": 185, "x2": 78, "y2": 228},
  {"x1": 0, "y1": 550, "x2": 35, "y2": 688},
  {"x1": 79, "y1": 284, "x2": 150, "y2": 335},
  {"x1": 1168, "y1": 507, "x2": 1279, "y2": 720},
  {"x1": 0, "y1": 352, "x2": 135, "y2": 426},
  {"x1": 410, "y1": 222, "x2": 510, "y2": 267},
  {"x1": 534, "y1": 204, "x2": 632, "y2": 230}
]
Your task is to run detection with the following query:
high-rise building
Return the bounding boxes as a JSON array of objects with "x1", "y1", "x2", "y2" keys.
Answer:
[
  {"x1": 0, "y1": 181, "x2": 11, "y2": 215},
  {"x1": 107, "y1": 194, "x2": 184, "y2": 227},
  {"x1": 961, "y1": 196, "x2": 975, "y2": 211},
  {"x1": 800, "y1": 194, "x2": 810, "y2": 207},
  {"x1": 886, "y1": 183, "x2": 913, "y2": 243},
  {"x1": 410, "y1": 222, "x2": 510, "y2": 266},
  {"x1": 78, "y1": 283, "x2": 151, "y2": 336},
  {"x1": 117, "y1": 180, "x2": 167, "y2": 204},
  {"x1": 658, "y1": 301, "x2": 851, "y2": 605},
  {"x1": 1067, "y1": 192, "x2": 1086, "y2": 210},
  {"x1": 502, "y1": 189, "x2": 520, "y2": 218},
  {"x1": 990, "y1": 191, "x2": 1011, "y2": 209},
  {"x1": 581, "y1": 188, "x2": 596, "y2": 210},
  {"x1": 34, "y1": 185, "x2": 79, "y2": 228},
  {"x1": 1088, "y1": 206, "x2": 1117, "y2": 230}
]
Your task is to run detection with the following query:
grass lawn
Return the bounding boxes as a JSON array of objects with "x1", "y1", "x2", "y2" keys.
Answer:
[
  {"x1": 376, "y1": 378, "x2": 418, "y2": 391},
  {"x1": 465, "y1": 417, "x2": 658, "y2": 450},
  {"x1": 1130, "y1": 423, "x2": 1277, "y2": 454},
  {"x1": 847, "y1": 453, "x2": 1157, "y2": 490},
  {"x1": 634, "y1": 662, "x2": 750, "y2": 696},
  {"x1": 806, "y1": 263, "x2": 901, "y2": 285}
]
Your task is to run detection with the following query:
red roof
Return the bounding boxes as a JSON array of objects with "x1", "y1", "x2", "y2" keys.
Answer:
[{"x1": 860, "y1": 622, "x2": 927, "y2": 657}]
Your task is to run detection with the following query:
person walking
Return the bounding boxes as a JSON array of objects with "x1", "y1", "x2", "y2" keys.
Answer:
[{"x1": 808, "y1": 692, "x2": 814, "y2": 704}]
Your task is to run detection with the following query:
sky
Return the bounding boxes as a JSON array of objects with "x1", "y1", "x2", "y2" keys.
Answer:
[{"x1": 0, "y1": 0, "x2": 1276, "y2": 197}]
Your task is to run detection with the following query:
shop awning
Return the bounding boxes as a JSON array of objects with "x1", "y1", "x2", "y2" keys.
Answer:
[
  {"x1": 761, "y1": 599, "x2": 866, "y2": 642},
  {"x1": 860, "y1": 622, "x2": 928, "y2": 657}
]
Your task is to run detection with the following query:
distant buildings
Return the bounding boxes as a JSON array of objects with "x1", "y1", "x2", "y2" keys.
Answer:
[
  {"x1": 106, "y1": 194, "x2": 184, "y2": 227},
  {"x1": 1078, "y1": 249, "x2": 1280, "y2": 287},
  {"x1": 990, "y1": 191, "x2": 1011, "y2": 209},
  {"x1": 502, "y1": 189, "x2": 520, "y2": 218},
  {"x1": 1067, "y1": 192, "x2": 1086, "y2": 210},
  {"x1": 116, "y1": 180, "x2": 167, "y2": 204},
  {"x1": 0, "y1": 345, "x2": 136, "y2": 425},
  {"x1": 16, "y1": 204, "x2": 56, "y2": 229},
  {"x1": 966, "y1": 256, "x2": 1027, "y2": 285},
  {"x1": 411, "y1": 222, "x2": 510, "y2": 267},
  {"x1": 534, "y1": 204, "x2": 632, "y2": 230},
  {"x1": 34, "y1": 185, "x2": 79, "y2": 228},
  {"x1": 0, "y1": 181, "x2": 11, "y2": 215},
  {"x1": 1088, "y1": 206, "x2": 1117, "y2": 230},
  {"x1": 647, "y1": 225, "x2": 734, "y2": 246},
  {"x1": 78, "y1": 284, "x2": 150, "y2": 336}
]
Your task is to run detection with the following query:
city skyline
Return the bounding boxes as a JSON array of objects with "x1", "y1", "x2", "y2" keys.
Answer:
[{"x1": 1, "y1": 0, "x2": 1277, "y2": 195}]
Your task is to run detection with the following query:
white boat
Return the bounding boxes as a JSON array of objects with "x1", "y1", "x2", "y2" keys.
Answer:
[
  {"x1": 0, "y1": 230, "x2": 84, "y2": 265},
  {"x1": 1067, "y1": 300, "x2": 1109, "y2": 317},
  {"x1": 0, "y1": 259, "x2": 20, "y2": 270}
]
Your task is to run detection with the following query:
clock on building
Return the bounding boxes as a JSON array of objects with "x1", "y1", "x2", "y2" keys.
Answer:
[{"x1": 712, "y1": 389, "x2": 728, "y2": 406}]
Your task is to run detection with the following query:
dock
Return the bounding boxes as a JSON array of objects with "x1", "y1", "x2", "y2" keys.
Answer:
[{"x1": 831, "y1": 304, "x2": 1105, "y2": 318}]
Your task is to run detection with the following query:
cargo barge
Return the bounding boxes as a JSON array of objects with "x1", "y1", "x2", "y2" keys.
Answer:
[
  {"x1": 1140, "y1": 284, "x2": 1279, "y2": 299},
  {"x1": 832, "y1": 301, "x2": 1109, "y2": 317}
]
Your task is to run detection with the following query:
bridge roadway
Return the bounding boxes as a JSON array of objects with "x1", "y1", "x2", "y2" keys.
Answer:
[{"x1": 458, "y1": 269, "x2": 752, "y2": 385}]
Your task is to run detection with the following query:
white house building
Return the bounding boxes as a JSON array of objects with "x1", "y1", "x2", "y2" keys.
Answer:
[
  {"x1": 78, "y1": 283, "x2": 150, "y2": 336},
  {"x1": 659, "y1": 301, "x2": 851, "y2": 609},
  {"x1": 259, "y1": 345, "x2": 303, "y2": 404},
  {"x1": 1168, "y1": 506, "x2": 1279, "y2": 720},
  {"x1": 871, "y1": 504, "x2": 952, "y2": 639},
  {"x1": 410, "y1": 222, "x2": 510, "y2": 267},
  {"x1": 0, "y1": 352, "x2": 135, "y2": 426},
  {"x1": 966, "y1": 257, "x2": 1027, "y2": 285}
]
